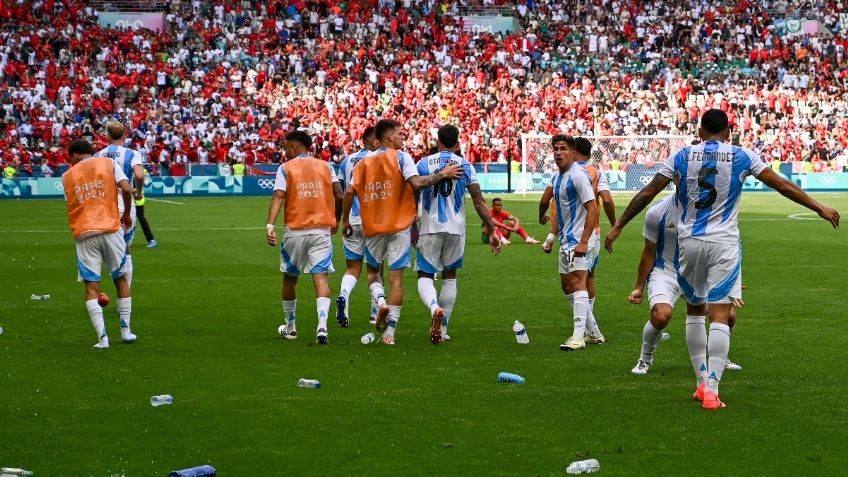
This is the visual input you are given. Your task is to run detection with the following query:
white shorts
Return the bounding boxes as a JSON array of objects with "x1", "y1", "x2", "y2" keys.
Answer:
[
  {"x1": 76, "y1": 231, "x2": 128, "y2": 282},
  {"x1": 647, "y1": 268, "x2": 682, "y2": 309},
  {"x1": 364, "y1": 229, "x2": 412, "y2": 270},
  {"x1": 587, "y1": 231, "x2": 601, "y2": 273},
  {"x1": 343, "y1": 224, "x2": 365, "y2": 261},
  {"x1": 280, "y1": 234, "x2": 335, "y2": 276},
  {"x1": 558, "y1": 245, "x2": 590, "y2": 275},
  {"x1": 123, "y1": 221, "x2": 136, "y2": 246},
  {"x1": 677, "y1": 238, "x2": 742, "y2": 305},
  {"x1": 414, "y1": 233, "x2": 465, "y2": 273}
]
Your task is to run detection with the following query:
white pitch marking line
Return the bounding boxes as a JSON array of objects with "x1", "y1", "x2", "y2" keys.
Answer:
[{"x1": 146, "y1": 198, "x2": 186, "y2": 205}]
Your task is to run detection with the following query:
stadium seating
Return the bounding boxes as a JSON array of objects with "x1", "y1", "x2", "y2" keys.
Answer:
[{"x1": 1, "y1": 0, "x2": 847, "y2": 176}]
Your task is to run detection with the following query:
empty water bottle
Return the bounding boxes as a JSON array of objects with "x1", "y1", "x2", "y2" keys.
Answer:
[
  {"x1": 150, "y1": 394, "x2": 174, "y2": 407},
  {"x1": 30, "y1": 294, "x2": 49, "y2": 300},
  {"x1": 513, "y1": 320, "x2": 529, "y2": 344},
  {"x1": 566, "y1": 459, "x2": 600, "y2": 474},
  {"x1": 361, "y1": 332, "x2": 375, "y2": 344},
  {"x1": 1, "y1": 468, "x2": 34, "y2": 477},
  {"x1": 661, "y1": 332, "x2": 671, "y2": 341},
  {"x1": 297, "y1": 378, "x2": 321, "y2": 389},
  {"x1": 168, "y1": 464, "x2": 216, "y2": 477},
  {"x1": 0, "y1": 325, "x2": 4, "y2": 335},
  {"x1": 497, "y1": 372, "x2": 526, "y2": 384}
]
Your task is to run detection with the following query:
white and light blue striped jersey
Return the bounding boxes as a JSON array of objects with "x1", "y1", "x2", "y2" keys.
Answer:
[
  {"x1": 416, "y1": 151, "x2": 478, "y2": 235},
  {"x1": 338, "y1": 149, "x2": 371, "y2": 226},
  {"x1": 658, "y1": 141, "x2": 767, "y2": 243},
  {"x1": 550, "y1": 163, "x2": 596, "y2": 247},
  {"x1": 97, "y1": 144, "x2": 143, "y2": 215},
  {"x1": 643, "y1": 194, "x2": 679, "y2": 275}
]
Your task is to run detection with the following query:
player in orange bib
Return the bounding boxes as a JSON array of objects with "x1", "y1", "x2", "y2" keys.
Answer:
[
  {"x1": 62, "y1": 139, "x2": 135, "y2": 348},
  {"x1": 543, "y1": 137, "x2": 617, "y2": 345},
  {"x1": 266, "y1": 130, "x2": 344, "y2": 344},
  {"x1": 341, "y1": 119, "x2": 462, "y2": 345}
]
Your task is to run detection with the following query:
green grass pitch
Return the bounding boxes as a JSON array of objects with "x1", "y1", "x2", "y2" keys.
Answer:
[{"x1": 0, "y1": 193, "x2": 846, "y2": 476}]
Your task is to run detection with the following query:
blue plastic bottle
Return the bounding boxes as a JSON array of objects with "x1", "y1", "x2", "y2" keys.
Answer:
[
  {"x1": 168, "y1": 465, "x2": 216, "y2": 477},
  {"x1": 497, "y1": 372, "x2": 526, "y2": 383}
]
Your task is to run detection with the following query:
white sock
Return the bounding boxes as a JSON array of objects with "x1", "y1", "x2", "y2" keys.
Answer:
[
  {"x1": 369, "y1": 296, "x2": 378, "y2": 319},
  {"x1": 439, "y1": 279, "x2": 457, "y2": 335},
  {"x1": 316, "y1": 297, "x2": 330, "y2": 330},
  {"x1": 707, "y1": 322, "x2": 731, "y2": 394},
  {"x1": 384, "y1": 305, "x2": 401, "y2": 337},
  {"x1": 369, "y1": 282, "x2": 387, "y2": 307},
  {"x1": 122, "y1": 255, "x2": 133, "y2": 287},
  {"x1": 117, "y1": 297, "x2": 132, "y2": 337},
  {"x1": 86, "y1": 299, "x2": 106, "y2": 340},
  {"x1": 570, "y1": 291, "x2": 589, "y2": 338},
  {"x1": 586, "y1": 297, "x2": 600, "y2": 333},
  {"x1": 640, "y1": 321, "x2": 663, "y2": 363},
  {"x1": 282, "y1": 299, "x2": 297, "y2": 323},
  {"x1": 339, "y1": 274, "x2": 357, "y2": 315},
  {"x1": 685, "y1": 315, "x2": 708, "y2": 386},
  {"x1": 417, "y1": 277, "x2": 439, "y2": 315}
]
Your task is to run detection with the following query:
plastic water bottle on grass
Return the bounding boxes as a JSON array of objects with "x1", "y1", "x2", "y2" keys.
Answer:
[
  {"x1": 150, "y1": 394, "x2": 174, "y2": 406},
  {"x1": 297, "y1": 378, "x2": 321, "y2": 388},
  {"x1": 168, "y1": 464, "x2": 216, "y2": 477},
  {"x1": 513, "y1": 321, "x2": 529, "y2": 344},
  {"x1": 1, "y1": 468, "x2": 34, "y2": 477},
  {"x1": 566, "y1": 458, "x2": 600, "y2": 474},
  {"x1": 497, "y1": 372, "x2": 526, "y2": 383}
]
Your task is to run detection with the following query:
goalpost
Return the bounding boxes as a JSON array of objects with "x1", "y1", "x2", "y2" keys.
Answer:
[{"x1": 518, "y1": 134, "x2": 692, "y2": 194}]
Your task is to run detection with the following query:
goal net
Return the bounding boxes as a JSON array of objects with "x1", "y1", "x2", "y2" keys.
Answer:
[{"x1": 518, "y1": 134, "x2": 692, "y2": 193}]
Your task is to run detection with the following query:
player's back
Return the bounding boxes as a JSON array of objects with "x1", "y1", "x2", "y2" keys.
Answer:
[
  {"x1": 339, "y1": 149, "x2": 371, "y2": 226},
  {"x1": 281, "y1": 156, "x2": 337, "y2": 230},
  {"x1": 416, "y1": 151, "x2": 476, "y2": 235},
  {"x1": 643, "y1": 194, "x2": 678, "y2": 275},
  {"x1": 62, "y1": 156, "x2": 122, "y2": 240},
  {"x1": 353, "y1": 148, "x2": 417, "y2": 236},
  {"x1": 664, "y1": 140, "x2": 766, "y2": 243},
  {"x1": 98, "y1": 144, "x2": 142, "y2": 214}
]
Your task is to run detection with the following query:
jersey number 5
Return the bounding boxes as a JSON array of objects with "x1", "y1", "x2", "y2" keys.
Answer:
[{"x1": 694, "y1": 167, "x2": 718, "y2": 209}]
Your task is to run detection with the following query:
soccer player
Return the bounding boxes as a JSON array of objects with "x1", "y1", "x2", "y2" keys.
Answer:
[
  {"x1": 96, "y1": 122, "x2": 146, "y2": 286},
  {"x1": 605, "y1": 109, "x2": 840, "y2": 409},
  {"x1": 335, "y1": 126, "x2": 379, "y2": 327},
  {"x1": 537, "y1": 135, "x2": 600, "y2": 351},
  {"x1": 543, "y1": 137, "x2": 616, "y2": 345},
  {"x1": 341, "y1": 119, "x2": 461, "y2": 345},
  {"x1": 483, "y1": 198, "x2": 540, "y2": 245},
  {"x1": 415, "y1": 125, "x2": 501, "y2": 344},
  {"x1": 266, "y1": 130, "x2": 343, "y2": 344},
  {"x1": 62, "y1": 139, "x2": 136, "y2": 348}
]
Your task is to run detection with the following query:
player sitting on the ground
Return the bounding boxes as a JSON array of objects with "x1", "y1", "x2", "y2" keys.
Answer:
[
  {"x1": 538, "y1": 135, "x2": 600, "y2": 351},
  {"x1": 482, "y1": 197, "x2": 539, "y2": 245},
  {"x1": 266, "y1": 130, "x2": 344, "y2": 344},
  {"x1": 415, "y1": 125, "x2": 501, "y2": 344},
  {"x1": 342, "y1": 119, "x2": 462, "y2": 345},
  {"x1": 335, "y1": 126, "x2": 380, "y2": 327},
  {"x1": 606, "y1": 109, "x2": 840, "y2": 409},
  {"x1": 62, "y1": 139, "x2": 136, "y2": 348},
  {"x1": 628, "y1": 194, "x2": 742, "y2": 375}
]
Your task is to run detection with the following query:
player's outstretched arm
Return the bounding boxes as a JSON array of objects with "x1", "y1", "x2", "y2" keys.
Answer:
[
  {"x1": 629, "y1": 239, "x2": 657, "y2": 305},
  {"x1": 341, "y1": 185, "x2": 355, "y2": 237},
  {"x1": 538, "y1": 186, "x2": 553, "y2": 225},
  {"x1": 266, "y1": 190, "x2": 285, "y2": 246},
  {"x1": 468, "y1": 183, "x2": 501, "y2": 254},
  {"x1": 599, "y1": 190, "x2": 617, "y2": 227},
  {"x1": 407, "y1": 163, "x2": 462, "y2": 190},
  {"x1": 605, "y1": 174, "x2": 671, "y2": 252},
  {"x1": 756, "y1": 169, "x2": 841, "y2": 228}
]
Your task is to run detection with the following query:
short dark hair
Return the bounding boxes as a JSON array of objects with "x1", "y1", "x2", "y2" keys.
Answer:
[
  {"x1": 437, "y1": 124, "x2": 460, "y2": 148},
  {"x1": 551, "y1": 134, "x2": 575, "y2": 147},
  {"x1": 574, "y1": 137, "x2": 592, "y2": 157},
  {"x1": 492, "y1": 197, "x2": 502, "y2": 204},
  {"x1": 700, "y1": 109, "x2": 729, "y2": 135},
  {"x1": 285, "y1": 130, "x2": 312, "y2": 150},
  {"x1": 375, "y1": 119, "x2": 402, "y2": 141},
  {"x1": 362, "y1": 126, "x2": 376, "y2": 142},
  {"x1": 68, "y1": 138, "x2": 95, "y2": 156}
]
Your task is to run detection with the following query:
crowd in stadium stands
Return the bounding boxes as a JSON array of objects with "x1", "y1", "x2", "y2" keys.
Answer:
[{"x1": 2, "y1": 0, "x2": 848, "y2": 178}]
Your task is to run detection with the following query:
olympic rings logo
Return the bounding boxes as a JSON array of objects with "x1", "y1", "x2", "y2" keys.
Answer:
[
  {"x1": 257, "y1": 179, "x2": 275, "y2": 189},
  {"x1": 638, "y1": 176, "x2": 652, "y2": 185},
  {"x1": 53, "y1": 181, "x2": 65, "y2": 191}
]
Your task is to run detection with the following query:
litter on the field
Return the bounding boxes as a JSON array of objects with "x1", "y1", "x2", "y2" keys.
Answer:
[
  {"x1": 30, "y1": 294, "x2": 50, "y2": 300},
  {"x1": 566, "y1": 458, "x2": 600, "y2": 474},
  {"x1": 497, "y1": 372, "x2": 525, "y2": 384},
  {"x1": 361, "y1": 332, "x2": 375, "y2": 344},
  {"x1": 0, "y1": 326, "x2": 4, "y2": 335},
  {"x1": 150, "y1": 395, "x2": 174, "y2": 406},
  {"x1": 168, "y1": 464, "x2": 216, "y2": 477},
  {"x1": 1, "y1": 467, "x2": 35, "y2": 477}
]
